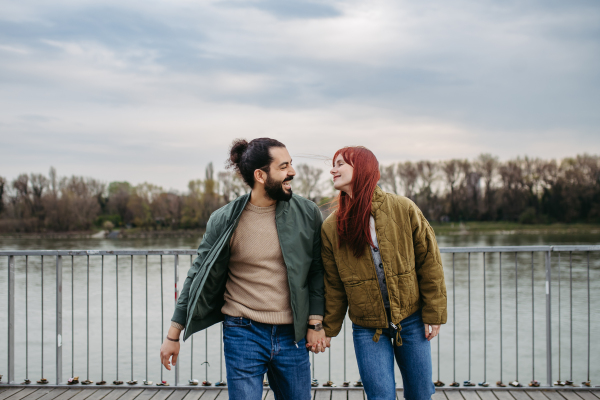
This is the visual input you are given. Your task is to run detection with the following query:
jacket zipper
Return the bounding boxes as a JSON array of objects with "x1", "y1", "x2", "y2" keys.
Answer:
[{"x1": 370, "y1": 220, "x2": 393, "y2": 329}]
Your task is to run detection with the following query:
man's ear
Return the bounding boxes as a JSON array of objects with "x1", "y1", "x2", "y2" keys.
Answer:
[{"x1": 254, "y1": 169, "x2": 266, "y2": 185}]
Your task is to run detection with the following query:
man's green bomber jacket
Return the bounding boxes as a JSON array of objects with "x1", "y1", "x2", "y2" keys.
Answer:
[{"x1": 172, "y1": 192, "x2": 326, "y2": 344}]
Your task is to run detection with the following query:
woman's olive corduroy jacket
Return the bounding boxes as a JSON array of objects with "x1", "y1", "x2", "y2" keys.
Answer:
[{"x1": 321, "y1": 186, "x2": 447, "y2": 338}]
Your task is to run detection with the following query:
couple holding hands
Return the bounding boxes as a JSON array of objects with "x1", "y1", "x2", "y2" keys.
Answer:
[{"x1": 160, "y1": 138, "x2": 447, "y2": 400}]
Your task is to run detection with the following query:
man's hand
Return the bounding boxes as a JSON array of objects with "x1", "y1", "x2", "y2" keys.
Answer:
[
  {"x1": 160, "y1": 326, "x2": 181, "y2": 370},
  {"x1": 424, "y1": 324, "x2": 440, "y2": 341},
  {"x1": 305, "y1": 320, "x2": 327, "y2": 353}
]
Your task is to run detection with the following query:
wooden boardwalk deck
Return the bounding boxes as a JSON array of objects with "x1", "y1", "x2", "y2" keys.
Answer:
[{"x1": 0, "y1": 386, "x2": 598, "y2": 400}]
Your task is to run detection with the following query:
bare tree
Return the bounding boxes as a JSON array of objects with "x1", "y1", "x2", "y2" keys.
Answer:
[
  {"x1": 441, "y1": 160, "x2": 461, "y2": 220},
  {"x1": 218, "y1": 171, "x2": 248, "y2": 203},
  {"x1": 0, "y1": 176, "x2": 5, "y2": 215},
  {"x1": 294, "y1": 164, "x2": 323, "y2": 202},
  {"x1": 379, "y1": 164, "x2": 399, "y2": 194},
  {"x1": 397, "y1": 161, "x2": 418, "y2": 199}
]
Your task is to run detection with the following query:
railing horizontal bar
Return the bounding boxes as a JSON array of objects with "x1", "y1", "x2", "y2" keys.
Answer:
[
  {"x1": 0, "y1": 250, "x2": 198, "y2": 256},
  {"x1": 440, "y1": 246, "x2": 553, "y2": 253},
  {"x1": 2, "y1": 246, "x2": 599, "y2": 257},
  {"x1": 552, "y1": 245, "x2": 600, "y2": 252}
]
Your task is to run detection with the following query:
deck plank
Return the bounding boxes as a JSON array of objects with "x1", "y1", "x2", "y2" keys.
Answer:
[
  {"x1": 81, "y1": 389, "x2": 115, "y2": 400},
  {"x1": 432, "y1": 391, "x2": 448, "y2": 400},
  {"x1": 461, "y1": 390, "x2": 480, "y2": 400},
  {"x1": 21, "y1": 388, "x2": 55, "y2": 400},
  {"x1": 445, "y1": 390, "x2": 465, "y2": 400},
  {"x1": 195, "y1": 391, "x2": 219, "y2": 400},
  {"x1": 162, "y1": 391, "x2": 187, "y2": 400},
  {"x1": 477, "y1": 390, "x2": 498, "y2": 400},
  {"x1": 331, "y1": 390, "x2": 346, "y2": 400},
  {"x1": 558, "y1": 391, "x2": 580, "y2": 400},
  {"x1": 493, "y1": 390, "x2": 516, "y2": 400},
  {"x1": 144, "y1": 390, "x2": 172, "y2": 400},
  {"x1": 397, "y1": 389, "x2": 404, "y2": 400},
  {"x1": 213, "y1": 391, "x2": 228, "y2": 400},
  {"x1": 0, "y1": 388, "x2": 26, "y2": 400},
  {"x1": 129, "y1": 390, "x2": 157, "y2": 400},
  {"x1": 543, "y1": 391, "x2": 568, "y2": 400},
  {"x1": 34, "y1": 388, "x2": 68, "y2": 400},
  {"x1": 180, "y1": 390, "x2": 204, "y2": 400},
  {"x1": 63, "y1": 390, "x2": 98, "y2": 400},
  {"x1": 263, "y1": 390, "x2": 275, "y2": 400},
  {"x1": 7, "y1": 388, "x2": 39, "y2": 400},
  {"x1": 100, "y1": 390, "x2": 132, "y2": 400},
  {"x1": 571, "y1": 392, "x2": 600, "y2": 400},
  {"x1": 347, "y1": 390, "x2": 363, "y2": 400},
  {"x1": 315, "y1": 390, "x2": 330, "y2": 400},
  {"x1": 527, "y1": 391, "x2": 550, "y2": 400},
  {"x1": 114, "y1": 390, "x2": 143, "y2": 400},
  {"x1": 510, "y1": 391, "x2": 532, "y2": 400},
  {"x1": 47, "y1": 389, "x2": 83, "y2": 400}
]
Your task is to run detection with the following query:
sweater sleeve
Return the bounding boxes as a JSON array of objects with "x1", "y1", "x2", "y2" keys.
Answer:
[
  {"x1": 321, "y1": 225, "x2": 348, "y2": 337},
  {"x1": 411, "y1": 204, "x2": 447, "y2": 325}
]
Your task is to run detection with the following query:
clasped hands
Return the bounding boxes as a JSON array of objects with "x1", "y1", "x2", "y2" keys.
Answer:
[{"x1": 306, "y1": 326, "x2": 330, "y2": 354}]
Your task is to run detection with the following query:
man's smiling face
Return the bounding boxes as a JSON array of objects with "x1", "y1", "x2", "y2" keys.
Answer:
[{"x1": 263, "y1": 146, "x2": 295, "y2": 202}]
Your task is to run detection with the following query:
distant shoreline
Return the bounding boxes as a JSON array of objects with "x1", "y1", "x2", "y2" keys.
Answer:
[
  {"x1": 1, "y1": 222, "x2": 600, "y2": 239},
  {"x1": 0, "y1": 229, "x2": 206, "y2": 239},
  {"x1": 430, "y1": 222, "x2": 600, "y2": 236}
]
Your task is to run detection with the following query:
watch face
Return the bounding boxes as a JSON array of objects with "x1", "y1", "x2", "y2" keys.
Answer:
[{"x1": 314, "y1": 322, "x2": 323, "y2": 331}]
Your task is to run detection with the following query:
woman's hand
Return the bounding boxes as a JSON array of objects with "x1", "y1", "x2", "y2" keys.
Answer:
[
  {"x1": 424, "y1": 324, "x2": 440, "y2": 341},
  {"x1": 306, "y1": 329, "x2": 327, "y2": 353}
]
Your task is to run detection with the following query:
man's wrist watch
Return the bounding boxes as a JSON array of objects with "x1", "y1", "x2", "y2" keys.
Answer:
[{"x1": 307, "y1": 322, "x2": 323, "y2": 331}]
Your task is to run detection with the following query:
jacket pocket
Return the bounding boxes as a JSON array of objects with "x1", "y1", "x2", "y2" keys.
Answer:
[{"x1": 344, "y1": 281, "x2": 369, "y2": 319}]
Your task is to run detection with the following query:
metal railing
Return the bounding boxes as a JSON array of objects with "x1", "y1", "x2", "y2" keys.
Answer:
[{"x1": 1, "y1": 246, "x2": 598, "y2": 388}]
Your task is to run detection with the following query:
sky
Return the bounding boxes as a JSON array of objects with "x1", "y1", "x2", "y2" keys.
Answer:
[{"x1": 1, "y1": 0, "x2": 599, "y2": 192}]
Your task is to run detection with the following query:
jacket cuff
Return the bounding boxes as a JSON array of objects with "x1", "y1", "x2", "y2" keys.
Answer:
[
  {"x1": 171, "y1": 307, "x2": 187, "y2": 327},
  {"x1": 308, "y1": 315, "x2": 323, "y2": 321}
]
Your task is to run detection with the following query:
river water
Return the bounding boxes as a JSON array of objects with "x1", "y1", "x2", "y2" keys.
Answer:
[{"x1": 0, "y1": 231, "x2": 598, "y2": 386}]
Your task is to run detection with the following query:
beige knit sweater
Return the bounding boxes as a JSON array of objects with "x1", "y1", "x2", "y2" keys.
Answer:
[{"x1": 221, "y1": 202, "x2": 322, "y2": 325}]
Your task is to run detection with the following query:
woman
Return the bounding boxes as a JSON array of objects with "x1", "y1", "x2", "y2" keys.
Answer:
[{"x1": 321, "y1": 146, "x2": 447, "y2": 400}]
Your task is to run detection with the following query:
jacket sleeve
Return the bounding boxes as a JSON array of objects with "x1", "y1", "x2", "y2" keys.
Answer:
[
  {"x1": 321, "y1": 225, "x2": 348, "y2": 337},
  {"x1": 411, "y1": 205, "x2": 447, "y2": 325},
  {"x1": 307, "y1": 204, "x2": 325, "y2": 317},
  {"x1": 171, "y1": 213, "x2": 221, "y2": 327}
]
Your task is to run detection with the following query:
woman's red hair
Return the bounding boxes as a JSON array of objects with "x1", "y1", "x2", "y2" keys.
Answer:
[{"x1": 333, "y1": 146, "x2": 381, "y2": 258}]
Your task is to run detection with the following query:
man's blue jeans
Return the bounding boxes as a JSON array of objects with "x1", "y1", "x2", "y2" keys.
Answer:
[
  {"x1": 223, "y1": 315, "x2": 312, "y2": 400},
  {"x1": 352, "y1": 310, "x2": 435, "y2": 400}
]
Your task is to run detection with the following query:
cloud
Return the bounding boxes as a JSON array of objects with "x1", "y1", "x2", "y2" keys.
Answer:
[{"x1": 0, "y1": 0, "x2": 598, "y2": 190}]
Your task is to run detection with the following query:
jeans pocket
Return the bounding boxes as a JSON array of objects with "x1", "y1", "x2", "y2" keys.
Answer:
[{"x1": 223, "y1": 315, "x2": 252, "y2": 328}]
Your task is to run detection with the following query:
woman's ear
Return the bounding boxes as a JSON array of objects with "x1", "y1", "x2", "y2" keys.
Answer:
[{"x1": 254, "y1": 169, "x2": 266, "y2": 185}]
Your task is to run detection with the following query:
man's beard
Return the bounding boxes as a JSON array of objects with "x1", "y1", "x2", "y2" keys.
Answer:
[{"x1": 264, "y1": 173, "x2": 293, "y2": 202}]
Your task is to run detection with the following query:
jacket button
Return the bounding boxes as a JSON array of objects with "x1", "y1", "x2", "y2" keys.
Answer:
[
  {"x1": 379, "y1": 263, "x2": 383, "y2": 268},
  {"x1": 374, "y1": 247, "x2": 379, "y2": 252}
]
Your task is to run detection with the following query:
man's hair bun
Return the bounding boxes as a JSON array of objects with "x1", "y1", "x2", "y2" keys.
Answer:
[{"x1": 228, "y1": 139, "x2": 249, "y2": 169}]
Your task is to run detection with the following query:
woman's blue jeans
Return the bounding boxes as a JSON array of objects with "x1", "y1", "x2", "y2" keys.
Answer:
[
  {"x1": 352, "y1": 310, "x2": 435, "y2": 400},
  {"x1": 222, "y1": 315, "x2": 312, "y2": 400}
]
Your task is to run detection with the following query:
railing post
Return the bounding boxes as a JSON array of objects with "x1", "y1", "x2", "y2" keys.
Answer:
[
  {"x1": 8, "y1": 255, "x2": 15, "y2": 384},
  {"x1": 545, "y1": 250, "x2": 552, "y2": 387},
  {"x1": 174, "y1": 254, "x2": 179, "y2": 387},
  {"x1": 56, "y1": 255, "x2": 63, "y2": 385}
]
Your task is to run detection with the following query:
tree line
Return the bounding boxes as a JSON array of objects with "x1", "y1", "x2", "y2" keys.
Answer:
[{"x1": 0, "y1": 154, "x2": 598, "y2": 233}]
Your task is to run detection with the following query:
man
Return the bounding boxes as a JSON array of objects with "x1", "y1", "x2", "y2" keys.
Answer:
[{"x1": 160, "y1": 138, "x2": 327, "y2": 400}]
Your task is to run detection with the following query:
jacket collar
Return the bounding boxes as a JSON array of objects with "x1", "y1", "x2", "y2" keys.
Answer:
[
  {"x1": 228, "y1": 191, "x2": 289, "y2": 222},
  {"x1": 371, "y1": 186, "x2": 385, "y2": 216}
]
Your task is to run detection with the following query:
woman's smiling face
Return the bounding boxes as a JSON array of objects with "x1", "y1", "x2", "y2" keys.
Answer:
[{"x1": 331, "y1": 154, "x2": 354, "y2": 195}]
